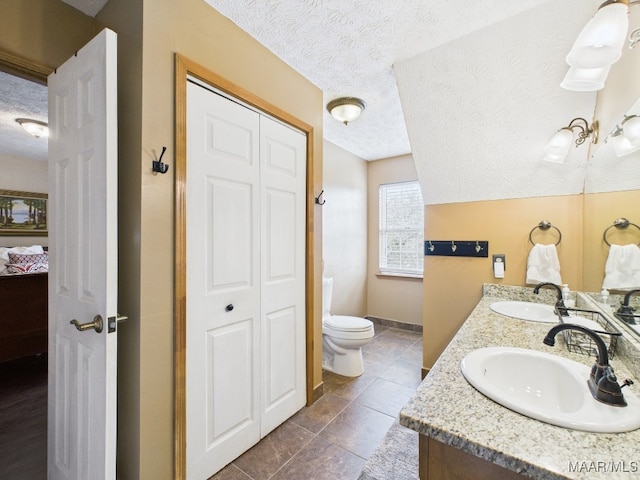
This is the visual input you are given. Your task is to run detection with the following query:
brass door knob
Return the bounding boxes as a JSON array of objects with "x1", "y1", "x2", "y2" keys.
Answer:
[{"x1": 70, "y1": 315, "x2": 104, "y2": 333}]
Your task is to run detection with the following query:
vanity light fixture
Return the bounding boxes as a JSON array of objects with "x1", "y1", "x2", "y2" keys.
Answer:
[
  {"x1": 566, "y1": 0, "x2": 630, "y2": 69},
  {"x1": 326, "y1": 97, "x2": 366, "y2": 125},
  {"x1": 610, "y1": 115, "x2": 640, "y2": 156},
  {"x1": 15, "y1": 118, "x2": 49, "y2": 139},
  {"x1": 560, "y1": 64, "x2": 611, "y2": 91},
  {"x1": 561, "y1": 0, "x2": 630, "y2": 91},
  {"x1": 543, "y1": 117, "x2": 599, "y2": 164}
]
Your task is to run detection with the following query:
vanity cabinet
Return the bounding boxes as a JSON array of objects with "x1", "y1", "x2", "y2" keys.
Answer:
[
  {"x1": 400, "y1": 285, "x2": 640, "y2": 480},
  {"x1": 419, "y1": 436, "x2": 524, "y2": 480}
]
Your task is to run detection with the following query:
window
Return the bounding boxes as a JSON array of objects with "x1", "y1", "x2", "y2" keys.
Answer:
[{"x1": 378, "y1": 181, "x2": 424, "y2": 276}]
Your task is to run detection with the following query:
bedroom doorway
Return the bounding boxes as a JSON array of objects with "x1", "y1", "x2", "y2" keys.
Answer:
[
  {"x1": 1, "y1": 28, "x2": 120, "y2": 480},
  {"x1": 0, "y1": 64, "x2": 50, "y2": 480}
]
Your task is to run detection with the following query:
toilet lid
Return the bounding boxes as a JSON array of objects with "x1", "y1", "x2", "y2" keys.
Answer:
[{"x1": 324, "y1": 315, "x2": 373, "y2": 332}]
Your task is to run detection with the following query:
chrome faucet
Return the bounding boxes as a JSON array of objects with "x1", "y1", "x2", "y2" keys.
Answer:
[
  {"x1": 533, "y1": 282, "x2": 568, "y2": 316},
  {"x1": 614, "y1": 289, "x2": 640, "y2": 325},
  {"x1": 543, "y1": 324, "x2": 632, "y2": 407}
]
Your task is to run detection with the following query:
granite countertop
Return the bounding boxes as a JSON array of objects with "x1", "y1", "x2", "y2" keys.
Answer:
[{"x1": 399, "y1": 285, "x2": 640, "y2": 480}]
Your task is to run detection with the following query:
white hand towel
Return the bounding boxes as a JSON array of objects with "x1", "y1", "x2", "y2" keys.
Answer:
[
  {"x1": 526, "y1": 243, "x2": 562, "y2": 285},
  {"x1": 602, "y1": 244, "x2": 640, "y2": 291}
]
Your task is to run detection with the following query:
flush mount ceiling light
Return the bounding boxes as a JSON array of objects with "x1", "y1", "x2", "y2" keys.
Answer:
[
  {"x1": 15, "y1": 118, "x2": 49, "y2": 139},
  {"x1": 326, "y1": 97, "x2": 366, "y2": 125},
  {"x1": 610, "y1": 115, "x2": 640, "y2": 156},
  {"x1": 543, "y1": 117, "x2": 599, "y2": 164}
]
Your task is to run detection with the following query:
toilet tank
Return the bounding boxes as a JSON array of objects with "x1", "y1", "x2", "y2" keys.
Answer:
[{"x1": 322, "y1": 277, "x2": 333, "y2": 319}]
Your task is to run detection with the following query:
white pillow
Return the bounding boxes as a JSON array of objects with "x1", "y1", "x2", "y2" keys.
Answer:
[{"x1": 0, "y1": 245, "x2": 44, "y2": 274}]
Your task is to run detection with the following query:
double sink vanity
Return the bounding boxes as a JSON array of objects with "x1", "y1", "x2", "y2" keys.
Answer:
[{"x1": 400, "y1": 284, "x2": 640, "y2": 479}]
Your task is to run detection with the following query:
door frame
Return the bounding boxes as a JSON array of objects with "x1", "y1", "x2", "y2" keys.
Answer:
[
  {"x1": 0, "y1": 50, "x2": 50, "y2": 83},
  {"x1": 173, "y1": 54, "x2": 317, "y2": 480}
]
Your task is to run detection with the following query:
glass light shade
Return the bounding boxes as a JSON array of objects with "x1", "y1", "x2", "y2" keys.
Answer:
[
  {"x1": 543, "y1": 152, "x2": 569, "y2": 164},
  {"x1": 330, "y1": 103, "x2": 362, "y2": 123},
  {"x1": 560, "y1": 64, "x2": 611, "y2": 91},
  {"x1": 566, "y1": 2, "x2": 629, "y2": 68},
  {"x1": 622, "y1": 115, "x2": 640, "y2": 146},
  {"x1": 15, "y1": 118, "x2": 49, "y2": 138},
  {"x1": 327, "y1": 97, "x2": 366, "y2": 125},
  {"x1": 543, "y1": 128, "x2": 573, "y2": 163},
  {"x1": 612, "y1": 132, "x2": 640, "y2": 156}
]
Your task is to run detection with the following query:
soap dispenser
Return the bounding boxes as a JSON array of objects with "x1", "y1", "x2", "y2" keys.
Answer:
[
  {"x1": 562, "y1": 284, "x2": 575, "y2": 308},
  {"x1": 601, "y1": 288, "x2": 610, "y2": 307}
]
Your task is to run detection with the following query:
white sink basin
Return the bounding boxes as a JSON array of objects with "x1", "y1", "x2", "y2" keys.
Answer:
[
  {"x1": 490, "y1": 301, "x2": 604, "y2": 330},
  {"x1": 461, "y1": 346, "x2": 640, "y2": 433},
  {"x1": 490, "y1": 301, "x2": 556, "y2": 322}
]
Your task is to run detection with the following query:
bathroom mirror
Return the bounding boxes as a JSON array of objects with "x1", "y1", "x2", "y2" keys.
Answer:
[
  {"x1": 581, "y1": 6, "x2": 640, "y2": 339},
  {"x1": 584, "y1": 289, "x2": 640, "y2": 340},
  {"x1": 582, "y1": 291, "x2": 640, "y2": 366},
  {"x1": 584, "y1": 96, "x2": 640, "y2": 194}
]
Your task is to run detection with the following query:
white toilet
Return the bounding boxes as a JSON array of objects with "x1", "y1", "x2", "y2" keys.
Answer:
[{"x1": 322, "y1": 277, "x2": 375, "y2": 377}]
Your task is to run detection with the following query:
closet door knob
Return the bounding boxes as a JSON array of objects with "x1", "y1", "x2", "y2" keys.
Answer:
[{"x1": 225, "y1": 304, "x2": 234, "y2": 312}]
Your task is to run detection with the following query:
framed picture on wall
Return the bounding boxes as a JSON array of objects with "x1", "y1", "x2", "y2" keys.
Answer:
[{"x1": 0, "y1": 189, "x2": 48, "y2": 236}]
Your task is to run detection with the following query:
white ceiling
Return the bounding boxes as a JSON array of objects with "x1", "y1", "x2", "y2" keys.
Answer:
[{"x1": 7, "y1": 0, "x2": 633, "y2": 204}]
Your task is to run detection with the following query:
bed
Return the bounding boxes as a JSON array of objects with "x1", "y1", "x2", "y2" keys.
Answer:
[{"x1": 0, "y1": 246, "x2": 48, "y2": 364}]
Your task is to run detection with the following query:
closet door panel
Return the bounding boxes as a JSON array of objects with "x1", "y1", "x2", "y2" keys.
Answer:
[
  {"x1": 186, "y1": 81, "x2": 261, "y2": 479},
  {"x1": 260, "y1": 116, "x2": 307, "y2": 436}
]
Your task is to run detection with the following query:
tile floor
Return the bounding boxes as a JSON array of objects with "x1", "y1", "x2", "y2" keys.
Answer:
[
  {"x1": 211, "y1": 324, "x2": 422, "y2": 480},
  {"x1": 0, "y1": 325, "x2": 422, "y2": 480}
]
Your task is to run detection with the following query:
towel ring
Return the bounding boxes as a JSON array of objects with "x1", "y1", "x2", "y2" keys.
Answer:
[
  {"x1": 528, "y1": 220, "x2": 562, "y2": 246},
  {"x1": 603, "y1": 218, "x2": 640, "y2": 247}
]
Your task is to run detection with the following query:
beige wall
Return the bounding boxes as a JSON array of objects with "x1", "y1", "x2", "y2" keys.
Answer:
[
  {"x1": 0, "y1": 0, "x2": 103, "y2": 71},
  {"x1": 100, "y1": 0, "x2": 324, "y2": 478},
  {"x1": 423, "y1": 195, "x2": 584, "y2": 368},
  {"x1": 367, "y1": 154, "x2": 423, "y2": 326},
  {"x1": 322, "y1": 140, "x2": 367, "y2": 316},
  {"x1": 0, "y1": 155, "x2": 49, "y2": 247},
  {"x1": 3, "y1": 1, "x2": 322, "y2": 478}
]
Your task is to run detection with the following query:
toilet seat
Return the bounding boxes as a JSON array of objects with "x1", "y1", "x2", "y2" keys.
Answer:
[
  {"x1": 324, "y1": 315, "x2": 372, "y2": 332},
  {"x1": 323, "y1": 315, "x2": 374, "y2": 340}
]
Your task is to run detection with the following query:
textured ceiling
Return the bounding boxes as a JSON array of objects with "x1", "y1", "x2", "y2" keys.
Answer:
[
  {"x1": 395, "y1": 0, "x2": 602, "y2": 204},
  {"x1": 0, "y1": 72, "x2": 48, "y2": 162},
  {"x1": 203, "y1": 0, "x2": 551, "y2": 161},
  {"x1": 13, "y1": 0, "x2": 638, "y2": 204}
]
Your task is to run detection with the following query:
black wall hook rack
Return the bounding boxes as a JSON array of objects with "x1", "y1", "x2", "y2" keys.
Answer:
[
  {"x1": 315, "y1": 190, "x2": 326, "y2": 205},
  {"x1": 152, "y1": 146, "x2": 170, "y2": 174},
  {"x1": 424, "y1": 240, "x2": 489, "y2": 257}
]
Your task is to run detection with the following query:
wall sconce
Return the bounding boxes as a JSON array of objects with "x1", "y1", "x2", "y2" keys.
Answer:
[
  {"x1": 15, "y1": 118, "x2": 49, "y2": 138},
  {"x1": 326, "y1": 97, "x2": 366, "y2": 125},
  {"x1": 543, "y1": 117, "x2": 599, "y2": 163},
  {"x1": 560, "y1": 64, "x2": 611, "y2": 91},
  {"x1": 610, "y1": 115, "x2": 640, "y2": 156},
  {"x1": 561, "y1": 0, "x2": 631, "y2": 91},
  {"x1": 567, "y1": 0, "x2": 629, "y2": 68}
]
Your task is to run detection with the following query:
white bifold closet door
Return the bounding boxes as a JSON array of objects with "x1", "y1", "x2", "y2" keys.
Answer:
[{"x1": 186, "y1": 80, "x2": 306, "y2": 479}]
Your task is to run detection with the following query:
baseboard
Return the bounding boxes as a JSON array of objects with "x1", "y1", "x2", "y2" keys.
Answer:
[
  {"x1": 366, "y1": 315, "x2": 423, "y2": 333},
  {"x1": 309, "y1": 381, "x2": 323, "y2": 405}
]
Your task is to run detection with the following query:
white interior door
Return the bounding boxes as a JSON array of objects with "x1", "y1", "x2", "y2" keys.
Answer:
[
  {"x1": 186, "y1": 81, "x2": 262, "y2": 479},
  {"x1": 259, "y1": 115, "x2": 306, "y2": 435},
  {"x1": 47, "y1": 29, "x2": 118, "y2": 480},
  {"x1": 186, "y1": 80, "x2": 306, "y2": 479}
]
